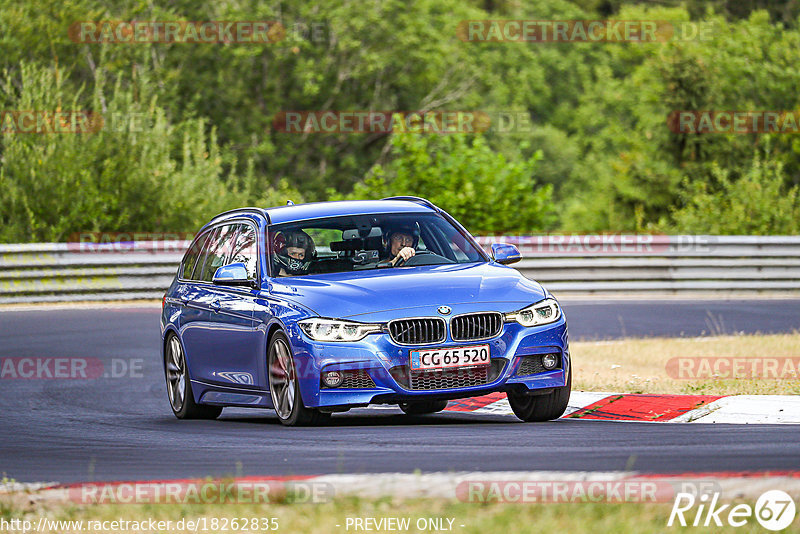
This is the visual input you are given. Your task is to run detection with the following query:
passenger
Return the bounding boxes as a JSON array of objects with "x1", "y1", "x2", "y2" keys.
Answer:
[{"x1": 273, "y1": 230, "x2": 315, "y2": 276}]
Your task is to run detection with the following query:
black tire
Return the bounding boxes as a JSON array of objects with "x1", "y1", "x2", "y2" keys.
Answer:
[
  {"x1": 268, "y1": 331, "x2": 330, "y2": 426},
  {"x1": 164, "y1": 333, "x2": 222, "y2": 420},
  {"x1": 507, "y1": 370, "x2": 571, "y2": 422},
  {"x1": 399, "y1": 399, "x2": 449, "y2": 415}
]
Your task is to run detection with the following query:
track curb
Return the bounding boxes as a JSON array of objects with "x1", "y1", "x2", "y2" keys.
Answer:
[{"x1": 446, "y1": 392, "x2": 800, "y2": 423}]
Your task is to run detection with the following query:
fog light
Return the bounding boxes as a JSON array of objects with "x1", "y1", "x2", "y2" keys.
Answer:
[
  {"x1": 322, "y1": 371, "x2": 343, "y2": 388},
  {"x1": 541, "y1": 353, "x2": 558, "y2": 370}
]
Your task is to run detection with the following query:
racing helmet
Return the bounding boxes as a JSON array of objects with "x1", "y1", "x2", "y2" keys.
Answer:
[
  {"x1": 273, "y1": 230, "x2": 316, "y2": 275},
  {"x1": 382, "y1": 223, "x2": 420, "y2": 251}
]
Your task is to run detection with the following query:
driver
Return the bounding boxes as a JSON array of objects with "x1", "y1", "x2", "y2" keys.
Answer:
[
  {"x1": 273, "y1": 230, "x2": 315, "y2": 276},
  {"x1": 380, "y1": 225, "x2": 419, "y2": 267}
]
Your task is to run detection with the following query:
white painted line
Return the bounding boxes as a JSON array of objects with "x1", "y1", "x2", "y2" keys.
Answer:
[
  {"x1": 676, "y1": 395, "x2": 800, "y2": 424},
  {"x1": 464, "y1": 391, "x2": 615, "y2": 417}
]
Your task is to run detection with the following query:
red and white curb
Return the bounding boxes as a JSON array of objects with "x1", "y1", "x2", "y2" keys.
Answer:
[{"x1": 444, "y1": 392, "x2": 800, "y2": 423}]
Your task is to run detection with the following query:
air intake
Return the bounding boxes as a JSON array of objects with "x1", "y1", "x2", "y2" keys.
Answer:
[
  {"x1": 388, "y1": 318, "x2": 446, "y2": 345},
  {"x1": 451, "y1": 312, "x2": 503, "y2": 341}
]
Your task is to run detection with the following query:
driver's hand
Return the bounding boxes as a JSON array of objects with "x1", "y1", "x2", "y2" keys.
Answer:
[
  {"x1": 399, "y1": 247, "x2": 415, "y2": 261},
  {"x1": 391, "y1": 247, "x2": 415, "y2": 265}
]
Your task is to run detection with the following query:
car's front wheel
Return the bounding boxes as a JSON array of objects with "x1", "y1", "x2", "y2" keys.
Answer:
[
  {"x1": 164, "y1": 333, "x2": 222, "y2": 420},
  {"x1": 507, "y1": 371, "x2": 571, "y2": 422},
  {"x1": 268, "y1": 331, "x2": 330, "y2": 426},
  {"x1": 399, "y1": 400, "x2": 449, "y2": 415}
]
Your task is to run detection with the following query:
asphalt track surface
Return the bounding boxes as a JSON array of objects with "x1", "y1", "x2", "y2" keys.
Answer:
[{"x1": 1, "y1": 299, "x2": 798, "y2": 483}]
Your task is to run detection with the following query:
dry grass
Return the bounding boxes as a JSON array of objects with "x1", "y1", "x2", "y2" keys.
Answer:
[{"x1": 571, "y1": 333, "x2": 800, "y2": 395}]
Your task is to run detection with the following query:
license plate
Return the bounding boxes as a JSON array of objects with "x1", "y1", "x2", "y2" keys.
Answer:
[{"x1": 409, "y1": 344, "x2": 490, "y2": 371}]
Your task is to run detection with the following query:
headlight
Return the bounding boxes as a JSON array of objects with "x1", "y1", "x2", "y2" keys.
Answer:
[
  {"x1": 298, "y1": 318, "x2": 382, "y2": 342},
  {"x1": 505, "y1": 298, "x2": 561, "y2": 327}
]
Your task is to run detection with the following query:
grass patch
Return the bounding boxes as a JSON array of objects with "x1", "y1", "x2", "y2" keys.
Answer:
[
  {"x1": 571, "y1": 333, "x2": 800, "y2": 395},
  {"x1": 0, "y1": 493, "x2": 788, "y2": 534}
]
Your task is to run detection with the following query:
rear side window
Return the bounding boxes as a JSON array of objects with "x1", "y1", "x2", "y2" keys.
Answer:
[
  {"x1": 229, "y1": 224, "x2": 258, "y2": 280},
  {"x1": 198, "y1": 224, "x2": 240, "y2": 282},
  {"x1": 182, "y1": 231, "x2": 210, "y2": 280},
  {"x1": 191, "y1": 227, "x2": 220, "y2": 281}
]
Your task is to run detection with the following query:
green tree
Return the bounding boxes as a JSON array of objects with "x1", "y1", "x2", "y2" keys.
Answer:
[{"x1": 347, "y1": 132, "x2": 555, "y2": 235}]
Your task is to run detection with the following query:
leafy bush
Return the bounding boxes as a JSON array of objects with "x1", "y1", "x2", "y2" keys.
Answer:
[
  {"x1": 346, "y1": 133, "x2": 556, "y2": 234},
  {"x1": 670, "y1": 152, "x2": 800, "y2": 234},
  {"x1": 0, "y1": 62, "x2": 299, "y2": 241}
]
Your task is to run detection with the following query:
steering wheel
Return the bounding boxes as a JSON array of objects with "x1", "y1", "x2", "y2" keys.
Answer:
[{"x1": 394, "y1": 250, "x2": 434, "y2": 267}]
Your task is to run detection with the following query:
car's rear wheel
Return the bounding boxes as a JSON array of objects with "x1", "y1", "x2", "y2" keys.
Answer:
[
  {"x1": 507, "y1": 371, "x2": 571, "y2": 422},
  {"x1": 165, "y1": 334, "x2": 222, "y2": 420},
  {"x1": 268, "y1": 331, "x2": 330, "y2": 426},
  {"x1": 399, "y1": 400, "x2": 449, "y2": 415}
]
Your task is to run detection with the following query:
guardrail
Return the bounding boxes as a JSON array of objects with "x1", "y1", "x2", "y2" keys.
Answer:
[
  {"x1": 1, "y1": 235, "x2": 799, "y2": 304},
  {"x1": 0, "y1": 241, "x2": 185, "y2": 304},
  {"x1": 475, "y1": 235, "x2": 800, "y2": 295}
]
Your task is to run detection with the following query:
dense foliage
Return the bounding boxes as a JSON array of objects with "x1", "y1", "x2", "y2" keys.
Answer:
[{"x1": 1, "y1": 0, "x2": 799, "y2": 241}]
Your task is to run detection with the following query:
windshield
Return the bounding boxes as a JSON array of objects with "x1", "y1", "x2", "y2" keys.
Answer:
[{"x1": 268, "y1": 212, "x2": 486, "y2": 277}]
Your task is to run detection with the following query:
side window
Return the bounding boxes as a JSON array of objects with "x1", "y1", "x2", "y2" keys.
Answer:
[
  {"x1": 182, "y1": 231, "x2": 210, "y2": 280},
  {"x1": 192, "y1": 227, "x2": 220, "y2": 281},
  {"x1": 229, "y1": 224, "x2": 258, "y2": 280},
  {"x1": 199, "y1": 225, "x2": 240, "y2": 283}
]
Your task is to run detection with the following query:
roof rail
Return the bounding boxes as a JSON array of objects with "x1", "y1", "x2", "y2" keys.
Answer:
[
  {"x1": 381, "y1": 196, "x2": 438, "y2": 210},
  {"x1": 209, "y1": 207, "x2": 270, "y2": 225}
]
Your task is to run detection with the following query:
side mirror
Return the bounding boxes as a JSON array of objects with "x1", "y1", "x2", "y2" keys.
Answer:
[
  {"x1": 213, "y1": 263, "x2": 252, "y2": 286},
  {"x1": 491, "y1": 243, "x2": 522, "y2": 265}
]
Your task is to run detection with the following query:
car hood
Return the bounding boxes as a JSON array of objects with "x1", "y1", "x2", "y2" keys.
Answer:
[{"x1": 267, "y1": 262, "x2": 546, "y2": 322}]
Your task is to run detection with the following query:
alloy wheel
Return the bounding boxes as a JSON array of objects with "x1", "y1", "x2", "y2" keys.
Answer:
[
  {"x1": 166, "y1": 336, "x2": 186, "y2": 412},
  {"x1": 269, "y1": 337, "x2": 296, "y2": 419}
]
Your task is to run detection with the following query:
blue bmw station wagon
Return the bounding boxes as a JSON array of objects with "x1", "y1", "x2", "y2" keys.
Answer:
[{"x1": 161, "y1": 197, "x2": 570, "y2": 425}]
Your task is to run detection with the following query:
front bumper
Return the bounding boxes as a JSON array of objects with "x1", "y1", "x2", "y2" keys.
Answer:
[{"x1": 286, "y1": 317, "x2": 570, "y2": 408}]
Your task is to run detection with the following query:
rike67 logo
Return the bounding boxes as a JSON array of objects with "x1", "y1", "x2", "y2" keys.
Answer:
[{"x1": 669, "y1": 490, "x2": 796, "y2": 530}]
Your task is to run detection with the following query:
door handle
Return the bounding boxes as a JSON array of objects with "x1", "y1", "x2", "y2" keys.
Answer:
[
  {"x1": 164, "y1": 297, "x2": 187, "y2": 307},
  {"x1": 211, "y1": 299, "x2": 221, "y2": 314}
]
